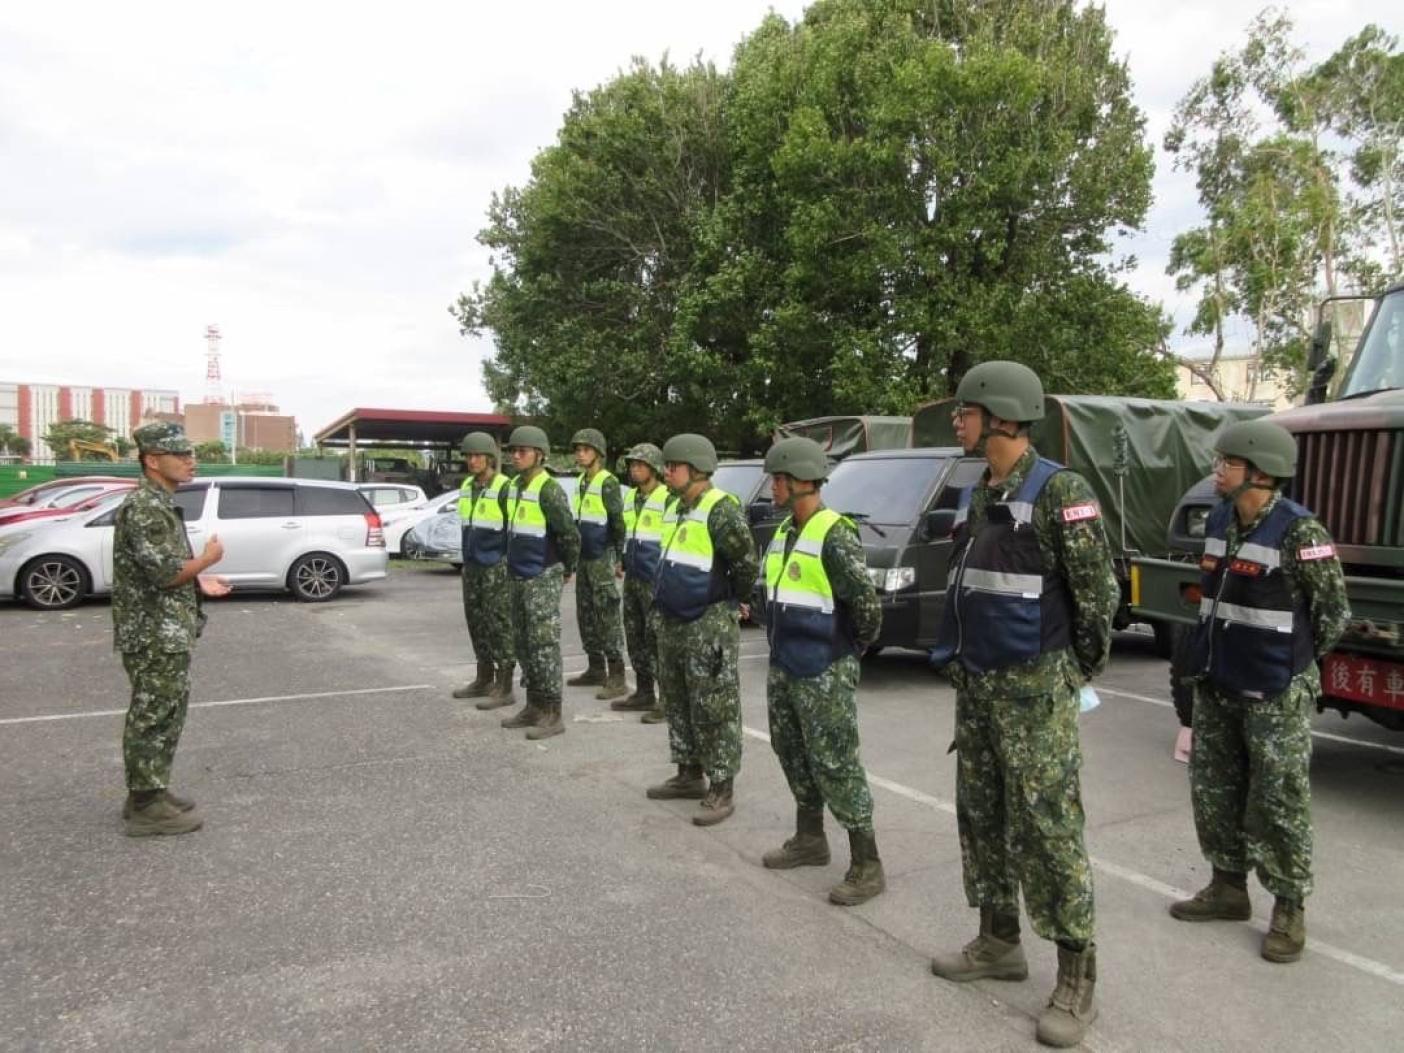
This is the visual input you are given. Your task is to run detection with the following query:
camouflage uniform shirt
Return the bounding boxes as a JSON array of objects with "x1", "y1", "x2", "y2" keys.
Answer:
[
  {"x1": 949, "y1": 446, "x2": 1120, "y2": 698},
  {"x1": 112, "y1": 479, "x2": 202, "y2": 654},
  {"x1": 534, "y1": 475, "x2": 581, "y2": 575}
]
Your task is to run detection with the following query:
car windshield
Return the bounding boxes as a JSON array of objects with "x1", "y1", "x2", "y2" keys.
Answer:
[
  {"x1": 822, "y1": 456, "x2": 950, "y2": 524},
  {"x1": 1339, "y1": 288, "x2": 1404, "y2": 398},
  {"x1": 713, "y1": 464, "x2": 763, "y2": 503}
]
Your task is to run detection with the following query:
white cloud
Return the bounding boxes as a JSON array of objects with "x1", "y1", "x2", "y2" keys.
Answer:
[{"x1": 1, "y1": 0, "x2": 1399, "y2": 434}]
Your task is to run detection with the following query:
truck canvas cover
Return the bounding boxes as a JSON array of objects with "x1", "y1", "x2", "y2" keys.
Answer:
[
  {"x1": 912, "y1": 396, "x2": 1270, "y2": 558},
  {"x1": 774, "y1": 415, "x2": 911, "y2": 460}
]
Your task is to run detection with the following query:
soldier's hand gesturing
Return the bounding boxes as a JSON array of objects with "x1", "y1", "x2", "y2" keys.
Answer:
[{"x1": 198, "y1": 575, "x2": 232, "y2": 598}]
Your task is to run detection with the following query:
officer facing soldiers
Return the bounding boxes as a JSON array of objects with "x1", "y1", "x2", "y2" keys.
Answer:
[
  {"x1": 1170, "y1": 419, "x2": 1348, "y2": 964},
  {"x1": 113, "y1": 422, "x2": 230, "y2": 837},
  {"x1": 646, "y1": 434, "x2": 759, "y2": 826},
  {"x1": 451, "y1": 432, "x2": 516, "y2": 710},
  {"x1": 500, "y1": 426, "x2": 581, "y2": 739},
  {"x1": 761, "y1": 437, "x2": 886, "y2": 906},
  {"x1": 927, "y1": 361, "x2": 1119, "y2": 1049},
  {"x1": 566, "y1": 428, "x2": 628, "y2": 702},
  {"x1": 612, "y1": 442, "x2": 671, "y2": 722}
]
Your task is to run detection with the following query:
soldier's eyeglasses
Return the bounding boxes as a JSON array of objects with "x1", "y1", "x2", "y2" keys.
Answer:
[
  {"x1": 1212, "y1": 455, "x2": 1247, "y2": 471},
  {"x1": 951, "y1": 404, "x2": 980, "y2": 419}
]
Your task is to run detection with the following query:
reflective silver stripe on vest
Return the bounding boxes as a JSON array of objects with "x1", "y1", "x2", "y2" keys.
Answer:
[
  {"x1": 473, "y1": 519, "x2": 506, "y2": 533},
  {"x1": 959, "y1": 567, "x2": 1043, "y2": 598},
  {"x1": 1006, "y1": 500, "x2": 1035, "y2": 524},
  {"x1": 1204, "y1": 538, "x2": 1227, "y2": 557},
  {"x1": 1200, "y1": 598, "x2": 1294, "y2": 632},
  {"x1": 663, "y1": 549, "x2": 713, "y2": 572},
  {"x1": 1234, "y1": 542, "x2": 1281, "y2": 570},
  {"x1": 793, "y1": 537, "x2": 824, "y2": 557},
  {"x1": 577, "y1": 510, "x2": 608, "y2": 525},
  {"x1": 511, "y1": 523, "x2": 547, "y2": 538},
  {"x1": 771, "y1": 585, "x2": 834, "y2": 613}
]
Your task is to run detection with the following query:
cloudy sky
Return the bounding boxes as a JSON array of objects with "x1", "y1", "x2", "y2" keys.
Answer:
[{"x1": 1, "y1": 1, "x2": 1398, "y2": 439}]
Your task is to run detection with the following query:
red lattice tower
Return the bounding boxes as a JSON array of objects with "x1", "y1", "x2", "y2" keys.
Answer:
[{"x1": 204, "y1": 324, "x2": 224, "y2": 404}]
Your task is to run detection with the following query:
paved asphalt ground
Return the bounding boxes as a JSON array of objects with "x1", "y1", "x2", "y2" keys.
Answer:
[{"x1": 3, "y1": 562, "x2": 1403, "y2": 1051}]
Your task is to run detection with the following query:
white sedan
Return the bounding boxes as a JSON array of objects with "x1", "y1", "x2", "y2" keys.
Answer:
[{"x1": 380, "y1": 489, "x2": 458, "y2": 557}]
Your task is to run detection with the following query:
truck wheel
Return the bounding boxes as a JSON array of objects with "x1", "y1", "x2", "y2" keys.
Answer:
[
  {"x1": 1169, "y1": 625, "x2": 1196, "y2": 728},
  {"x1": 1151, "y1": 620, "x2": 1177, "y2": 659}
]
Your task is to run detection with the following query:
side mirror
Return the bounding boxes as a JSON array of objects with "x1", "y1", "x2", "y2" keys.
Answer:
[
  {"x1": 1306, "y1": 354, "x2": 1337, "y2": 406},
  {"x1": 924, "y1": 508, "x2": 957, "y2": 540},
  {"x1": 747, "y1": 501, "x2": 771, "y2": 525}
]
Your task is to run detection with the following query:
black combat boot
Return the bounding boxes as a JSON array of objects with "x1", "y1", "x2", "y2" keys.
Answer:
[
  {"x1": 829, "y1": 829, "x2": 886, "y2": 905},
  {"x1": 762, "y1": 807, "x2": 830, "y2": 869},
  {"x1": 477, "y1": 663, "x2": 517, "y2": 711},
  {"x1": 1036, "y1": 943, "x2": 1098, "y2": 1048},
  {"x1": 566, "y1": 655, "x2": 606, "y2": 687},
  {"x1": 452, "y1": 661, "x2": 495, "y2": 699}
]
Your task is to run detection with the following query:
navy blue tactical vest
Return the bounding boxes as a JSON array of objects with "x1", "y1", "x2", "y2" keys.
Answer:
[
  {"x1": 653, "y1": 489, "x2": 734, "y2": 622},
  {"x1": 929, "y1": 457, "x2": 1074, "y2": 674},
  {"x1": 505, "y1": 473, "x2": 560, "y2": 579},
  {"x1": 1187, "y1": 497, "x2": 1316, "y2": 699},
  {"x1": 462, "y1": 477, "x2": 509, "y2": 568}
]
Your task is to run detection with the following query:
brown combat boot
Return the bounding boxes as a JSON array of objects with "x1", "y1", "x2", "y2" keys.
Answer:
[
  {"x1": 693, "y1": 779, "x2": 735, "y2": 826},
  {"x1": 595, "y1": 658, "x2": 628, "y2": 701},
  {"x1": 762, "y1": 807, "x2": 831, "y2": 869},
  {"x1": 611, "y1": 674, "x2": 655, "y2": 711},
  {"x1": 124, "y1": 792, "x2": 203, "y2": 838},
  {"x1": 525, "y1": 700, "x2": 565, "y2": 740},
  {"x1": 477, "y1": 663, "x2": 517, "y2": 711},
  {"x1": 1262, "y1": 898, "x2": 1306, "y2": 963},
  {"x1": 452, "y1": 661, "x2": 495, "y2": 699},
  {"x1": 640, "y1": 705, "x2": 667, "y2": 724},
  {"x1": 1035, "y1": 943, "x2": 1098, "y2": 1048},
  {"x1": 500, "y1": 700, "x2": 542, "y2": 729},
  {"x1": 122, "y1": 789, "x2": 196, "y2": 819},
  {"x1": 566, "y1": 655, "x2": 606, "y2": 687},
  {"x1": 830, "y1": 829, "x2": 886, "y2": 905},
  {"x1": 1169, "y1": 868, "x2": 1251, "y2": 922},
  {"x1": 930, "y1": 906, "x2": 1029, "y2": 982},
  {"x1": 646, "y1": 764, "x2": 706, "y2": 800}
]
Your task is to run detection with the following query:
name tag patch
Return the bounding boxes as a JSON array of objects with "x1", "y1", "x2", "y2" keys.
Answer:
[
  {"x1": 1298, "y1": 543, "x2": 1336, "y2": 561},
  {"x1": 1061, "y1": 503, "x2": 1099, "y2": 523}
]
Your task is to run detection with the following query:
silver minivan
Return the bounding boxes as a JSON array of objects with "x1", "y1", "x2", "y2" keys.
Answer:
[{"x1": 1, "y1": 477, "x2": 388, "y2": 609}]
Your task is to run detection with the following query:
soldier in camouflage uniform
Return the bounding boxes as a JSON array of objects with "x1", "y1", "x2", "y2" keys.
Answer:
[
  {"x1": 565, "y1": 428, "x2": 628, "y2": 701},
  {"x1": 113, "y1": 422, "x2": 230, "y2": 837},
  {"x1": 612, "y1": 442, "x2": 670, "y2": 722},
  {"x1": 646, "y1": 434, "x2": 759, "y2": 826},
  {"x1": 1170, "y1": 419, "x2": 1348, "y2": 966},
  {"x1": 499, "y1": 425, "x2": 581, "y2": 739},
  {"x1": 452, "y1": 432, "x2": 517, "y2": 710},
  {"x1": 927, "y1": 362, "x2": 1119, "y2": 1049},
  {"x1": 760, "y1": 437, "x2": 886, "y2": 906}
]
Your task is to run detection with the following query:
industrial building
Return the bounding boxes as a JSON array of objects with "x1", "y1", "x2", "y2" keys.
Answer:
[{"x1": 0, "y1": 380, "x2": 182, "y2": 463}]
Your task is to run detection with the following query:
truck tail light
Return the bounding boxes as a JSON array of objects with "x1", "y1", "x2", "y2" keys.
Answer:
[
  {"x1": 365, "y1": 511, "x2": 385, "y2": 548},
  {"x1": 1180, "y1": 583, "x2": 1202, "y2": 607}
]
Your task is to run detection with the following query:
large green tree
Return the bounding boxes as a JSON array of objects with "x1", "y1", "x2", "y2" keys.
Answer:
[
  {"x1": 40, "y1": 419, "x2": 130, "y2": 460},
  {"x1": 0, "y1": 423, "x2": 31, "y2": 460}
]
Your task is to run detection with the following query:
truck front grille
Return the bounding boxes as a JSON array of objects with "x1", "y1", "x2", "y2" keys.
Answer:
[{"x1": 1294, "y1": 429, "x2": 1404, "y2": 547}]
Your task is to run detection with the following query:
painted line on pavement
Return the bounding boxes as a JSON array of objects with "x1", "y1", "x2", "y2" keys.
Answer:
[
  {"x1": 1097, "y1": 686, "x2": 1404, "y2": 759},
  {"x1": 740, "y1": 724, "x2": 1404, "y2": 988},
  {"x1": 0, "y1": 684, "x2": 433, "y2": 727}
]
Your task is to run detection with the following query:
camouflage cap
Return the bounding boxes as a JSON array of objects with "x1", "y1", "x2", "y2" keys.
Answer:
[
  {"x1": 624, "y1": 442, "x2": 665, "y2": 476},
  {"x1": 132, "y1": 421, "x2": 194, "y2": 455}
]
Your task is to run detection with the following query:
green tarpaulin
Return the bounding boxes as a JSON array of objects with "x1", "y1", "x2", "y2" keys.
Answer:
[
  {"x1": 775, "y1": 416, "x2": 911, "y2": 459},
  {"x1": 912, "y1": 396, "x2": 1271, "y2": 558}
]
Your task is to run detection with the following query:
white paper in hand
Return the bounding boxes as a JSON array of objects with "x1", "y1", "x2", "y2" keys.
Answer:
[{"x1": 1079, "y1": 686, "x2": 1101, "y2": 714}]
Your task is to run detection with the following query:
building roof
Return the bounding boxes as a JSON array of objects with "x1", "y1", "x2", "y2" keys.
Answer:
[{"x1": 314, "y1": 407, "x2": 515, "y2": 449}]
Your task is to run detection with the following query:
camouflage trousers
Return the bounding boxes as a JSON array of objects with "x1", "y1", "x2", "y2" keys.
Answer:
[
  {"x1": 767, "y1": 656, "x2": 874, "y2": 832},
  {"x1": 954, "y1": 681, "x2": 1095, "y2": 945},
  {"x1": 573, "y1": 556, "x2": 623, "y2": 662},
  {"x1": 654, "y1": 602, "x2": 743, "y2": 783},
  {"x1": 121, "y1": 649, "x2": 192, "y2": 792},
  {"x1": 510, "y1": 564, "x2": 564, "y2": 706},
  {"x1": 461, "y1": 559, "x2": 514, "y2": 667},
  {"x1": 1191, "y1": 678, "x2": 1315, "y2": 901},
  {"x1": 622, "y1": 575, "x2": 657, "y2": 681}
]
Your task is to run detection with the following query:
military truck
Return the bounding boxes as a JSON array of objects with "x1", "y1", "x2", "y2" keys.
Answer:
[{"x1": 1131, "y1": 281, "x2": 1404, "y2": 730}]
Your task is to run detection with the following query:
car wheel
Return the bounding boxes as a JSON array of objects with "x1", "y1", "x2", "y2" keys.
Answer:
[
  {"x1": 288, "y1": 553, "x2": 346, "y2": 602},
  {"x1": 20, "y1": 555, "x2": 90, "y2": 610}
]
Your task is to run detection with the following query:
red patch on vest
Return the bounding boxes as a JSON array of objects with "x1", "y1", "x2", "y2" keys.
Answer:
[
  {"x1": 1228, "y1": 559, "x2": 1263, "y2": 577},
  {"x1": 1200, "y1": 555, "x2": 1219, "y2": 573},
  {"x1": 1061, "y1": 503, "x2": 1099, "y2": 523},
  {"x1": 1298, "y1": 543, "x2": 1336, "y2": 561}
]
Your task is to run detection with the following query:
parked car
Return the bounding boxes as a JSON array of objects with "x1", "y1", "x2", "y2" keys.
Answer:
[
  {"x1": 401, "y1": 498, "x2": 463, "y2": 567},
  {"x1": 357, "y1": 483, "x2": 428, "y2": 517},
  {"x1": 0, "y1": 480, "x2": 135, "y2": 527},
  {"x1": 0, "y1": 475, "x2": 129, "y2": 511},
  {"x1": 1, "y1": 477, "x2": 389, "y2": 610},
  {"x1": 381, "y1": 489, "x2": 457, "y2": 557}
]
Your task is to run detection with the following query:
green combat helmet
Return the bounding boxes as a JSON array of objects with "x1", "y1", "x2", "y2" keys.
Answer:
[
  {"x1": 460, "y1": 431, "x2": 500, "y2": 462},
  {"x1": 1216, "y1": 419, "x2": 1298, "y2": 480},
  {"x1": 505, "y1": 425, "x2": 550, "y2": 454},
  {"x1": 624, "y1": 442, "x2": 665, "y2": 477},
  {"x1": 570, "y1": 428, "x2": 608, "y2": 458},
  {"x1": 132, "y1": 421, "x2": 194, "y2": 455},
  {"x1": 661, "y1": 433, "x2": 718, "y2": 474},
  {"x1": 955, "y1": 361, "x2": 1045, "y2": 422},
  {"x1": 764, "y1": 437, "x2": 828, "y2": 482}
]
